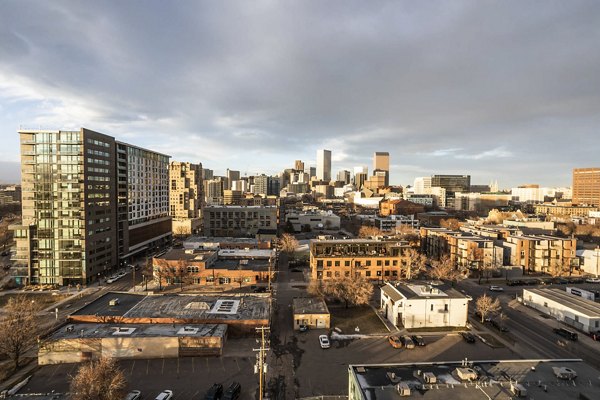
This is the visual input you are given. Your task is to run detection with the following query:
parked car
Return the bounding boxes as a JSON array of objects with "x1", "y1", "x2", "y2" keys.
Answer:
[
  {"x1": 401, "y1": 335, "x2": 415, "y2": 349},
  {"x1": 388, "y1": 335, "x2": 403, "y2": 349},
  {"x1": 490, "y1": 319, "x2": 509, "y2": 332},
  {"x1": 411, "y1": 335, "x2": 426, "y2": 347},
  {"x1": 298, "y1": 324, "x2": 309, "y2": 332},
  {"x1": 507, "y1": 280, "x2": 523, "y2": 286},
  {"x1": 252, "y1": 286, "x2": 268, "y2": 293},
  {"x1": 553, "y1": 327, "x2": 578, "y2": 341},
  {"x1": 106, "y1": 276, "x2": 119, "y2": 284},
  {"x1": 125, "y1": 390, "x2": 141, "y2": 400},
  {"x1": 319, "y1": 335, "x2": 330, "y2": 349},
  {"x1": 204, "y1": 383, "x2": 223, "y2": 400},
  {"x1": 117, "y1": 271, "x2": 127, "y2": 278},
  {"x1": 222, "y1": 382, "x2": 241, "y2": 400},
  {"x1": 461, "y1": 332, "x2": 476, "y2": 343},
  {"x1": 154, "y1": 390, "x2": 174, "y2": 400},
  {"x1": 552, "y1": 277, "x2": 569, "y2": 284},
  {"x1": 489, "y1": 285, "x2": 504, "y2": 292},
  {"x1": 585, "y1": 277, "x2": 600, "y2": 284},
  {"x1": 568, "y1": 277, "x2": 584, "y2": 284}
]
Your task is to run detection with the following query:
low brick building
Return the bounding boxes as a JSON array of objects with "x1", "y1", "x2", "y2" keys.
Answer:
[
  {"x1": 292, "y1": 297, "x2": 330, "y2": 330},
  {"x1": 380, "y1": 199, "x2": 425, "y2": 217}
]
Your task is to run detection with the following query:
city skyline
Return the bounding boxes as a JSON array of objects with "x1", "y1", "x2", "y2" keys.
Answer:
[{"x1": 2, "y1": 1, "x2": 600, "y2": 186}]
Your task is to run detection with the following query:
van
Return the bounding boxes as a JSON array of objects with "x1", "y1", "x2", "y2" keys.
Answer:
[
  {"x1": 223, "y1": 382, "x2": 241, "y2": 400},
  {"x1": 109, "y1": 298, "x2": 120, "y2": 306},
  {"x1": 553, "y1": 327, "x2": 578, "y2": 341}
]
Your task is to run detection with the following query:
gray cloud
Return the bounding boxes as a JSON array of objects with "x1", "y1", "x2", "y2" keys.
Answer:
[{"x1": 0, "y1": 0, "x2": 599, "y2": 187}]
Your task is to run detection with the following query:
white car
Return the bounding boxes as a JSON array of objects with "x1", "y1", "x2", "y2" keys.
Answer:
[
  {"x1": 125, "y1": 390, "x2": 141, "y2": 400},
  {"x1": 117, "y1": 271, "x2": 127, "y2": 278},
  {"x1": 489, "y1": 285, "x2": 504, "y2": 292},
  {"x1": 154, "y1": 390, "x2": 173, "y2": 400},
  {"x1": 586, "y1": 277, "x2": 600, "y2": 284},
  {"x1": 106, "y1": 276, "x2": 118, "y2": 284},
  {"x1": 319, "y1": 335, "x2": 330, "y2": 349}
]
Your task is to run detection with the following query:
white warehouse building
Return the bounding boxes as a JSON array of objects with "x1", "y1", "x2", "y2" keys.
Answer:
[
  {"x1": 523, "y1": 288, "x2": 600, "y2": 334},
  {"x1": 380, "y1": 282, "x2": 470, "y2": 329}
]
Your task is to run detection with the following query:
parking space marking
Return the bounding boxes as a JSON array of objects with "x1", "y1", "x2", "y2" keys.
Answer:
[
  {"x1": 206, "y1": 357, "x2": 209, "y2": 370},
  {"x1": 177, "y1": 358, "x2": 180, "y2": 375},
  {"x1": 235, "y1": 358, "x2": 241, "y2": 371},
  {"x1": 130, "y1": 360, "x2": 135, "y2": 375},
  {"x1": 161, "y1": 358, "x2": 165, "y2": 375},
  {"x1": 220, "y1": 357, "x2": 225, "y2": 372},
  {"x1": 146, "y1": 359, "x2": 150, "y2": 375},
  {"x1": 192, "y1": 357, "x2": 195, "y2": 373}
]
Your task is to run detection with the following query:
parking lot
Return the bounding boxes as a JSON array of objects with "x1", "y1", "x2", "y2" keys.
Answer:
[{"x1": 20, "y1": 339, "x2": 260, "y2": 400}]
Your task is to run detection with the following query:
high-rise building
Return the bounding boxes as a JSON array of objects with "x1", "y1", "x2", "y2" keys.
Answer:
[
  {"x1": 294, "y1": 160, "x2": 305, "y2": 172},
  {"x1": 573, "y1": 168, "x2": 600, "y2": 206},
  {"x1": 204, "y1": 178, "x2": 224, "y2": 205},
  {"x1": 413, "y1": 177, "x2": 432, "y2": 194},
  {"x1": 306, "y1": 166, "x2": 317, "y2": 178},
  {"x1": 336, "y1": 170, "x2": 351, "y2": 185},
  {"x1": 170, "y1": 161, "x2": 203, "y2": 235},
  {"x1": 202, "y1": 168, "x2": 214, "y2": 180},
  {"x1": 431, "y1": 175, "x2": 471, "y2": 196},
  {"x1": 11, "y1": 128, "x2": 171, "y2": 286},
  {"x1": 373, "y1": 152, "x2": 390, "y2": 186},
  {"x1": 254, "y1": 175, "x2": 269, "y2": 196},
  {"x1": 223, "y1": 189, "x2": 242, "y2": 205},
  {"x1": 316, "y1": 149, "x2": 332, "y2": 182},
  {"x1": 226, "y1": 169, "x2": 240, "y2": 190}
]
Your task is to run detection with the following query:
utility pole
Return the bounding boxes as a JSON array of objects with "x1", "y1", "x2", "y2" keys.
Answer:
[
  {"x1": 132, "y1": 263, "x2": 136, "y2": 292},
  {"x1": 253, "y1": 326, "x2": 270, "y2": 400}
]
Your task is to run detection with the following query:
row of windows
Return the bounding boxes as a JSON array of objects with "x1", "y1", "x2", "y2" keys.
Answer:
[
  {"x1": 88, "y1": 176, "x2": 111, "y2": 182},
  {"x1": 317, "y1": 259, "x2": 403, "y2": 267},
  {"x1": 88, "y1": 217, "x2": 111, "y2": 225},
  {"x1": 87, "y1": 167, "x2": 109, "y2": 174},
  {"x1": 87, "y1": 158, "x2": 110, "y2": 165},
  {"x1": 87, "y1": 149, "x2": 110, "y2": 158},
  {"x1": 86, "y1": 138, "x2": 110, "y2": 148}
]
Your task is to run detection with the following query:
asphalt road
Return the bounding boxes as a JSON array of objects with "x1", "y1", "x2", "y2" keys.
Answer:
[{"x1": 457, "y1": 279, "x2": 600, "y2": 370}]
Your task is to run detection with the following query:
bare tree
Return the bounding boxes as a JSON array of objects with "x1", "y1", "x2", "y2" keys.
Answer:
[
  {"x1": 69, "y1": 357, "x2": 127, "y2": 400},
  {"x1": 440, "y1": 218, "x2": 461, "y2": 231},
  {"x1": 323, "y1": 276, "x2": 373, "y2": 308},
  {"x1": 428, "y1": 255, "x2": 461, "y2": 282},
  {"x1": 404, "y1": 248, "x2": 427, "y2": 280},
  {"x1": 278, "y1": 233, "x2": 299, "y2": 254},
  {"x1": 307, "y1": 279, "x2": 326, "y2": 298},
  {"x1": 395, "y1": 225, "x2": 419, "y2": 245},
  {"x1": 0, "y1": 296, "x2": 40, "y2": 370},
  {"x1": 475, "y1": 294, "x2": 501, "y2": 323},
  {"x1": 358, "y1": 226, "x2": 382, "y2": 238}
]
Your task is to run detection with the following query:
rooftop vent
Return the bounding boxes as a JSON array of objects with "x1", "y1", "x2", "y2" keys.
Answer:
[
  {"x1": 177, "y1": 326, "x2": 199, "y2": 335},
  {"x1": 209, "y1": 299, "x2": 240, "y2": 315}
]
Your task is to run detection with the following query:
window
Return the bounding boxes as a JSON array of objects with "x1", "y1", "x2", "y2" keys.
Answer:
[
  {"x1": 430, "y1": 304, "x2": 434, "y2": 311},
  {"x1": 444, "y1": 304, "x2": 449, "y2": 311},
  {"x1": 377, "y1": 260, "x2": 382, "y2": 266},
  {"x1": 366, "y1": 260, "x2": 371, "y2": 266},
  {"x1": 345, "y1": 261, "x2": 350, "y2": 267},
  {"x1": 326, "y1": 271, "x2": 332, "y2": 278},
  {"x1": 543, "y1": 302, "x2": 548, "y2": 307},
  {"x1": 327, "y1": 261, "x2": 332, "y2": 267},
  {"x1": 384, "y1": 270, "x2": 390, "y2": 276},
  {"x1": 317, "y1": 260, "x2": 323, "y2": 267},
  {"x1": 366, "y1": 271, "x2": 371, "y2": 277},
  {"x1": 334, "y1": 261, "x2": 340, "y2": 267}
]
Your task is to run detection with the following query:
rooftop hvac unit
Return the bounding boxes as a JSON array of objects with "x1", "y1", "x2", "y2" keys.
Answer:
[
  {"x1": 456, "y1": 367, "x2": 478, "y2": 381},
  {"x1": 510, "y1": 383, "x2": 527, "y2": 397},
  {"x1": 396, "y1": 382, "x2": 410, "y2": 396},
  {"x1": 423, "y1": 372, "x2": 437, "y2": 383}
]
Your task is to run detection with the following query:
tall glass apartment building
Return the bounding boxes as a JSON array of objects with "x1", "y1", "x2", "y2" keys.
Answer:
[{"x1": 11, "y1": 128, "x2": 170, "y2": 285}]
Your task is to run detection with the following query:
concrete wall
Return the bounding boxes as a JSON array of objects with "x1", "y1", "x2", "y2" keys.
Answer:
[
  {"x1": 293, "y1": 313, "x2": 330, "y2": 330},
  {"x1": 523, "y1": 289, "x2": 600, "y2": 333},
  {"x1": 381, "y1": 292, "x2": 469, "y2": 329},
  {"x1": 39, "y1": 338, "x2": 102, "y2": 365}
]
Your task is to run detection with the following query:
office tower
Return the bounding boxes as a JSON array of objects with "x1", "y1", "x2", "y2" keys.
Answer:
[
  {"x1": 223, "y1": 189, "x2": 242, "y2": 205},
  {"x1": 294, "y1": 160, "x2": 305, "y2": 172},
  {"x1": 316, "y1": 149, "x2": 332, "y2": 182},
  {"x1": 267, "y1": 176, "x2": 280, "y2": 196},
  {"x1": 573, "y1": 168, "x2": 600, "y2": 206},
  {"x1": 204, "y1": 178, "x2": 224, "y2": 205},
  {"x1": 226, "y1": 169, "x2": 240, "y2": 190},
  {"x1": 170, "y1": 161, "x2": 203, "y2": 235},
  {"x1": 202, "y1": 168, "x2": 214, "y2": 180},
  {"x1": 337, "y1": 170, "x2": 351, "y2": 185},
  {"x1": 413, "y1": 177, "x2": 432, "y2": 194},
  {"x1": 231, "y1": 179, "x2": 248, "y2": 193},
  {"x1": 306, "y1": 166, "x2": 317, "y2": 178},
  {"x1": 12, "y1": 128, "x2": 171, "y2": 286},
  {"x1": 431, "y1": 175, "x2": 471, "y2": 196},
  {"x1": 254, "y1": 175, "x2": 269, "y2": 196},
  {"x1": 373, "y1": 152, "x2": 390, "y2": 186}
]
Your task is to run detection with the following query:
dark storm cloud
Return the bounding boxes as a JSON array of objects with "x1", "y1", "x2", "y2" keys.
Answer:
[{"x1": 1, "y1": 0, "x2": 599, "y2": 186}]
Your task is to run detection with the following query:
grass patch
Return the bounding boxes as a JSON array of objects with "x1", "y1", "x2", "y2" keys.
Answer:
[
  {"x1": 0, "y1": 292, "x2": 71, "y2": 308},
  {"x1": 329, "y1": 305, "x2": 388, "y2": 335}
]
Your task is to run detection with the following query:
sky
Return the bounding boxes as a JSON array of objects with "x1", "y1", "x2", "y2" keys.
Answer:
[{"x1": 1, "y1": 1, "x2": 599, "y2": 187}]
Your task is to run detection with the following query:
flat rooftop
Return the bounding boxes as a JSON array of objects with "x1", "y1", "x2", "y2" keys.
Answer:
[
  {"x1": 350, "y1": 359, "x2": 600, "y2": 400},
  {"x1": 157, "y1": 248, "x2": 216, "y2": 261},
  {"x1": 49, "y1": 323, "x2": 227, "y2": 340},
  {"x1": 390, "y1": 281, "x2": 469, "y2": 300},
  {"x1": 218, "y1": 249, "x2": 275, "y2": 258},
  {"x1": 71, "y1": 292, "x2": 270, "y2": 322},
  {"x1": 293, "y1": 297, "x2": 330, "y2": 315},
  {"x1": 524, "y1": 288, "x2": 600, "y2": 317}
]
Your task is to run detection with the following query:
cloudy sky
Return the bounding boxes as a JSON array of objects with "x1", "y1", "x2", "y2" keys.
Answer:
[{"x1": 1, "y1": 1, "x2": 599, "y2": 187}]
